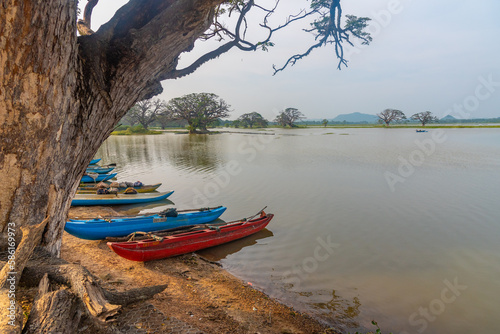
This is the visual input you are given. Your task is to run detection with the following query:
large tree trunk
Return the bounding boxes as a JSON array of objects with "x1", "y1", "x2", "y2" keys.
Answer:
[
  {"x1": 0, "y1": 0, "x2": 222, "y2": 256},
  {"x1": 1, "y1": 0, "x2": 221, "y2": 330}
]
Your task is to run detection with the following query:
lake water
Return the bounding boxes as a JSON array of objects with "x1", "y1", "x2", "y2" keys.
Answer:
[{"x1": 96, "y1": 128, "x2": 500, "y2": 334}]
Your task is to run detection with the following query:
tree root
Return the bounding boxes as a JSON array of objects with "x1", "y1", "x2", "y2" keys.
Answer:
[
  {"x1": 22, "y1": 273, "x2": 81, "y2": 334},
  {"x1": 1, "y1": 247, "x2": 167, "y2": 333},
  {"x1": 0, "y1": 218, "x2": 49, "y2": 333}
]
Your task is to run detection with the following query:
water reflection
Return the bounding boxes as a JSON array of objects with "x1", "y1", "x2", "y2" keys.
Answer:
[
  {"x1": 165, "y1": 134, "x2": 222, "y2": 174},
  {"x1": 98, "y1": 134, "x2": 223, "y2": 176},
  {"x1": 197, "y1": 228, "x2": 274, "y2": 261},
  {"x1": 93, "y1": 128, "x2": 500, "y2": 334}
]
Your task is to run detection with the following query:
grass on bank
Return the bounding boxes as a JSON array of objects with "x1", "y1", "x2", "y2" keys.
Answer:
[
  {"x1": 302, "y1": 123, "x2": 500, "y2": 129},
  {"x1": 111, "y1": 124, "x2": 162, "y2": 135},
  {"x1": 111, "y1": 123, "x2": 500, "y2": 135}
]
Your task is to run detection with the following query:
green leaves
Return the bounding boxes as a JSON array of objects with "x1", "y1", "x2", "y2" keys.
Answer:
[
  {"x1": 256, "y1": 41, "x2": 275, "y2": 52},
  {"x1": 344, "y1": 15, "x2": 372, "y2": 45},
  {"x1": 166, "y1": 93, "x2": 231, "y2": 133},
  {"x1": 348, "y1": 320, "x2": 392, "y2": 334}
]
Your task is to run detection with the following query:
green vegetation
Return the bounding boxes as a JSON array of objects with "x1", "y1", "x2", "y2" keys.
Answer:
[
  {"x1": 111, "y1": 124, "x2": 162, "y2": 135},
  {"x1": 165, "y1": 93, "x2": 231, "y2": 134},
  {"x1": 275, "y1": 108, "x2": 306, "y2": 128},
  {"x1": 377, "y1": 109, "x2": 406, "y2": 126},
  {"x1": 237, "y1": 112, "x2": 269, "y2": 128},
  {"x1": 349, "y1": 321, "x2": 392, "y2": 334},
  {"x1": 303, "y1": 124, "x2": 500, "y2": 129},
  {"x1": 127, "y1": 98, "x2": 169, "y2": 130},
  {"x1": 411, "y1": 111, "x2": 439, "y2": 126},
  {"x1": 112, "y1": 122, "x2": 500, "y2": 135}
]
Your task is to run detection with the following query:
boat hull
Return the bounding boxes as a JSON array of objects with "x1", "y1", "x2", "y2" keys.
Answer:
[
  {"x1": 81, "y1": 173, "x2": 117, "y2": 183},
  {"x1": 107, "y1": 214, "x2": 273, "y2": 261},
  {"x1": 71, "y1": 190, "x2": 174, "y2": 207},
  {"x1": 77, "y1": 183, "x2": 162, "y2": 194},
  {"x1": 89, "y1": 158, "x2": 101, "y2": 165},
  {"x1": 85, "y1": 167, "x2": 115, "y2": 174},
  {"x1": 65, "y1": 206, "x2": 226, "y2": 240}
]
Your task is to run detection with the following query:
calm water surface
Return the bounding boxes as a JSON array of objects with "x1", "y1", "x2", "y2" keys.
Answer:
[{"x1": 96, "y1": 128, "x2": 500, "y2": 334}]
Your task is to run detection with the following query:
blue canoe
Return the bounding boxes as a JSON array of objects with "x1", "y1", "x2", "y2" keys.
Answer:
[
  {"x1": 81, "y1": 173, "x2": 117, "y2": 183},
  {"x1": 85, "y1": 166, "x2": 116, "y2": 174},
  {"x1": 89, "y1": 158, "x2": 101, "y2": 165},
  {"x1": 71, "y1": 190, "x2": 174, "y2": 206},
  {"x1": 65, "y1": 206, "x2": 227, "y2": 240}
]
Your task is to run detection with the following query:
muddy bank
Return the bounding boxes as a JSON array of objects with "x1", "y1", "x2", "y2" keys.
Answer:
[{"x1": 63, "y1": 207, "x2": 340, "y2": 334}]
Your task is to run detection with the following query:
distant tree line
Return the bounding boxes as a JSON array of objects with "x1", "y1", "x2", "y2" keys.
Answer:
[
  {"x1": 438, "y1": 117, "x2": 500, "y2": 124},
  {"x1": 120, "y1": 93, "x2": 231, "y2": 134},
  {"x1": 120, "y1": 99, "x2": 313, "y2": 132},
  {"x1": 124, "y1": 99, "x2": 493, "y2": 131},
  {"x1": 377, "y1": 109, "x2": 440, "y2": 127}
]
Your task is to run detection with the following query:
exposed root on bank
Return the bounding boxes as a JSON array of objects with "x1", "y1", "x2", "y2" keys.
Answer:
[{"x1": 1, "y1": 247, "x2": 168, "y2": 333}]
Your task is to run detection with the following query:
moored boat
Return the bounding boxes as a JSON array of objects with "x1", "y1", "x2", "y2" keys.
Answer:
[
  {"x1": 65, "y1": 205, "x2": 226, "y2": 240},
  {"x1": 81, "y1": 173, "x2": 117, "y2": 183},
  {"x1": 85, "y1": 166, "x2": 116, "y2": 174},
  {"x1": 107, "y1": 212, "x2": 274, "y2": 262},
  {"x1": 89, "y1": 158, "x2": 101, "y2": 165},
  {"x1": 71, "y1": 190, "x2": 174, "y2": 206},
  {"x1": 77, "y1": 182, "x2": 162, "y2": 194}
]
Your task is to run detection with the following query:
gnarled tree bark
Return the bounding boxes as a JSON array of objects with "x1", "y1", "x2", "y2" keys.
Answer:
[
  {"x1": 22, "y1": 274, "x2": 81, "y2": 334},
  {"x1": 0, "y1": 0, "x2": 223, "y2": 256},
  {"x1": 1, "y1": 0, "x2": 221, "y2": 330}
]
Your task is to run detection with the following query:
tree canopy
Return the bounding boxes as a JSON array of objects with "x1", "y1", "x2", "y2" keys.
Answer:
[
  {"x1": 127, "y1": 99, "x2": 167, "y2": 130},
  {"x1": 184, "y1": 0, "x2": 373, "y2": 75},
  {"x1": 275, "y1": 108, "x2": 305, "y2": 127},
  {"x1": 377, "y1": 109, "x2": 406, "y2": 126},
  {"x1": 238, "y1": 112, "x2": 269, "y2": 128},
  {"x1": 411, "y1": 111, "x2": 439, "y2": 126},
  {"x1": 166, "y1": 93, "x2": 231, "y2": 133}
]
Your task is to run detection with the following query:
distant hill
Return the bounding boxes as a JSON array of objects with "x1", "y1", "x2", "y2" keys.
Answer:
[
  {"x1": 331, "y1": 112, "x2": 378, "y2": 123},
  {"x1": 441, "y1": 115, "x2": 457, "y2": 121}
]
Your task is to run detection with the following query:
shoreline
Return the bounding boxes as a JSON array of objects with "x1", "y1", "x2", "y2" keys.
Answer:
[
  {"x1": 108, "y1": 124, "x2": 500, "y2": 137},
  {"x1": 64, "y1": 207, "x2": 340, "y2": 334}
]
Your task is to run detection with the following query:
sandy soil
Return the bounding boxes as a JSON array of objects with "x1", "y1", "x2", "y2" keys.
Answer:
[{"x1": 63, "y1": 207, "x2": 339, "y2": 334}]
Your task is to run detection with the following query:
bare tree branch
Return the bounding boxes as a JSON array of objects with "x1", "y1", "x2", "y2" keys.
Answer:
[{"x1": 77, "y1": 0, "x2": 99, "y2": 36}]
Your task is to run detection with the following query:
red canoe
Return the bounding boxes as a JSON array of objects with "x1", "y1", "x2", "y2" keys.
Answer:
[{"x1": 107, "y1": 213, "x2": 274, "y2": 262}]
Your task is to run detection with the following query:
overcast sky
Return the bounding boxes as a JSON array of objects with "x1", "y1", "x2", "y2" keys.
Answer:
[{"x1": 85, "y1": 0, "x2": 500, "y2": 120}]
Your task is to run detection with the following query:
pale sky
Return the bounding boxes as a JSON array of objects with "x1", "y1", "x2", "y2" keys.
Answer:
[{"x1": 84, "y1": 0, "x2": 500, "y2": 120}]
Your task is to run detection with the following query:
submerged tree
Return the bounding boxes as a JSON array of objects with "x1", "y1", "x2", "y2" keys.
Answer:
[
  {"x1": 128, "y1": 99, "x2": 167, "y2": 130},
  {"x1": 156, "y1": 109, "x2": 176, "y2": 129},
  {"x1": 0, "y1": 0, "x2": 371, "y2": 331},
  {"x1": 238, "y1": 112, "x2": 269, "y2": 128},
  {"x1": 377, "y1": 109, "x2": 407, "y2": 126},
  {"x1": 275, "y1": 108, "x2": 305, "y2": 127},
  {"x1": 167, "y1": 93, "x2": 230, "y2": 133},
  {"x1": 411, "y1": 111, "x2": 439, "y2": 126}
]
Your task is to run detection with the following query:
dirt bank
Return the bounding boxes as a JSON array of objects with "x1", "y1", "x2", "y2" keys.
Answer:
[{"x1": 63, "y1": 207, "x2": 339, "y2": 334}]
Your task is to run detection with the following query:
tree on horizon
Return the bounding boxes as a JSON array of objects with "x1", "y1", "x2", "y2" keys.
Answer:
[
  {"x1": 377, "y1": 109, "x2": 407, "y2": 126},
  {"x1": 167, "y1": 93, "x2": 230, "y2": 134},
  {"x1": 238, "y1": 112, "x2": 269, "y2": 128},
  {"x1": 411, "y1": 111, "x2": 439, "y2": 126},
  {"x1": 127, "y1": 99, "x2": 167, "y2": 130},
  {"x1": 275, "y1": 108, "x2": 305, "y2": 128}
]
